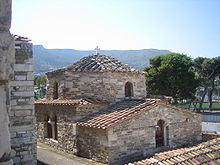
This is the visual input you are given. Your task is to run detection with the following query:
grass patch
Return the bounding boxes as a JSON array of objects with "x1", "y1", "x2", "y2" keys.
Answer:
[{"x1": 178, "y1": 102, "x2": 220, "y2": 109}]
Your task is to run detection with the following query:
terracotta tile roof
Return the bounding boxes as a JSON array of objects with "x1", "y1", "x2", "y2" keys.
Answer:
[
  {"x1": 130, "y1": 138, "x2": 220, "y2": 165},
  {"x1": 47, "y1": 54, "x2": 145, "y2": 74},
  {"x1": 77, "y1": 99, "x2": 157, "y2": 129},
  {"x1": 77, "y1": 99, "x2": 200, "y2": 129},
  {"x1": 13, "y1": 35, "x2": 31, "y2": 42},
  {"x1": 35, "y1": 97, "x2": 108, "y2": 106}
]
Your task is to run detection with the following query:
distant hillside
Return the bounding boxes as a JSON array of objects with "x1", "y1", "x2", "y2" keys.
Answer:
[{"x1": 33, "y1": 45, "x2": 171, "y2": 74}]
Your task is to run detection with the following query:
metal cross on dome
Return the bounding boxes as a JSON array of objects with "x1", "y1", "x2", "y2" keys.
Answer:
[{"x1": 95, "y1": 46, "x2": 100, "y2": 55}]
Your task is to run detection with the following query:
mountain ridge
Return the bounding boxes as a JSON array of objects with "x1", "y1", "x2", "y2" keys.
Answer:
[{"x1": 33, "y1": 45, "x2": 171, "y2": 74}]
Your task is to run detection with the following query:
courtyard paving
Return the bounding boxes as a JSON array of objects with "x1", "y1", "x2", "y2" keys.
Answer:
[{"x1": 37, "y1": 142, "x2": 104, "y2": 165}]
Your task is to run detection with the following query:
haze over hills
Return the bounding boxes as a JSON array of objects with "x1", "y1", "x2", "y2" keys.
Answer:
[{"x1": 33, "y1": 45, "x2": 171, "y2": 74}]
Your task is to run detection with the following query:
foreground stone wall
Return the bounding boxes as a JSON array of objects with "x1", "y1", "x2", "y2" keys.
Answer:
[
  {"x1": 0, "y1": 84, "x2": 13, "y2": 165},
  {"x1": 9, "y1": 41, "x2": 37, "y2": 164},
  {"x1": 47, "y1": 71, "x2": 146, "y2": 102},
  {"x1": 0, "y1": 0, "x2": 14, "y2": 164},
  {"x1": 107, "y1": 105, "x2": 202, "y2": 164}
]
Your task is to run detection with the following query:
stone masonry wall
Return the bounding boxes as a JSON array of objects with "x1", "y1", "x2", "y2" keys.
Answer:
[
  {"x1": 36, "y1": 104, "x2": 78, "y2": 154},
  {"x1": 47, "y1": 71, "x2": 146, "y2": 102},
  {"x1": 0, "y1": 83, "x2": 13, "y2": 165},
  {"x1": 35, "y1": 104, "x2": 106, "y2": 154},
  {"x1": 0, "y1": 0, "x2": 14, "y2": 164},
  {"x1": 107, "y1": 105, "x2": 202, "y2": 164},
  {"x1": 46, "y1": 72, "x2": 65, "y2": 99},
  {"x1": 76, "y1": 126, "x2": 109, "y2": 163},
  {"x1": 9, "y1": 41, "x2": 37, "y2": 164}
]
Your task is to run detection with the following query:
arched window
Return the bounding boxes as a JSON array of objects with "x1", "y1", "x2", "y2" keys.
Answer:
[
  {"x1": 125, "y1": 82, "x2": 133, "y2": 97},
  {"x1": 47, "y1": 115, "x2": 58, "y2": 140},
  {"x1": 156, "y1": 120, "x2": 165, "y2": 147},
  {"x1": 53, "y1": 82, "x2": 58, "y2": 99}
]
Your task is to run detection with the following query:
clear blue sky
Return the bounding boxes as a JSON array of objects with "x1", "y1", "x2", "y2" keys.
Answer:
[{"x1": 11, "y1": 0, "x2": 220, "y2": 58}]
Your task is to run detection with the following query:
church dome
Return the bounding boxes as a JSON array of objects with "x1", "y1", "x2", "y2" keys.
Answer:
[{"x1": 48, "y1": 54, "x2": 145, "y2": 74}]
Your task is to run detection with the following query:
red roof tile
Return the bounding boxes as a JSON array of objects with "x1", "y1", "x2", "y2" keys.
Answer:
[
  {"x1": 130, "y1": 138, "x2": 220, "y2": 165},
  {"x1": 35, "y1": 97, "x2": 108, "y2": 106},
  {"x1": 77, "y1": 99, "x2": 200, "y2": 129},
  {"x1": 77, "y1": 99, "x2": 156, "y2": 129}
]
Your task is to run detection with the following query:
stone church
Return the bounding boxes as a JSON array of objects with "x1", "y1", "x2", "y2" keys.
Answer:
[{"x1": 35, "y1": 52, "x2": 202, "y2": 164}]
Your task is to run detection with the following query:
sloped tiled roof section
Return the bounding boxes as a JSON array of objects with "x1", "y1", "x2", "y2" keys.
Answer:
[
  {"x1": 77, "y1": 99, "x2": 157, "y2": 129},
  {"x1": 77, "y1": 99, "x2": 200, "y2": 129},
  {"x1": 130, "y1": 138, "x2": 220, "y2": 165},
  {"x1": 35, "y1": 97, "x2": 108, "y2": 106},
  {"x1": 48, "y1": 54, "x2": 145, "y2": 74}
]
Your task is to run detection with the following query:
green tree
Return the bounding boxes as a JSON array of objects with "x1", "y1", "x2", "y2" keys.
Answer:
[
  {"x1": 34, "y1": 75, "x2": 47, "y2": 88},
  {"x1": 145, "y1": 53, "x2": 199, "y2": 104},
  {"x1": 34, "y1": 75, "x2": 47, "y2": 99},
  {"x1": 194, "y1": 56, "x2": 220, "y2": 109}
]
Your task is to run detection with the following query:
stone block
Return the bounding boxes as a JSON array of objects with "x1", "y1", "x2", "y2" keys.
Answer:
[
  {"x1": 10, "y1": 99, "x2": 17, "y2": 106},
  {"x1": 11, "y1": 91, "x2": 33, "y2": 97},
  {"x1": 19, "y1": 151, "x2": 29, "y2": 156},
  {"x1": 10, "y1": 125, "x2": 34, "y2": 133},
  {"x1": 10, "y1": 80, "x2": 34, "y2": 87},
  {"x1": 15, "y1": 110, "x2": 32, "y2": 116},
  {"x1": 109, "y1": 134, "x2": 118, "y2": 141},
  {"x1": 12, "y1": 157, "x2": 20, "y2": 164},
  {"x1": 0, "y1": 33, "x2": 14, "y2": 80},
  {"x1": 26, "y1": 72, "x2": 33, "y2": 81},
  {"x1": 14, "y1": 75, "x2": 26, "y2": 81},
  {"x1": 11, "y1": 105, "x2": 33, "y2": 110},
  {"x1": 14, "y1": 64, "x2": 33, "y2": 72}
]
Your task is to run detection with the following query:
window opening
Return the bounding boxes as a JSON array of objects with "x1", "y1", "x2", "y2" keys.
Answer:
[
  {"x1": 47, "y1": 115, "x2": 58, "y2": 140},
  {"x1": 156, "y1": 119, "x2": 165, "y2": 147},
  {"x1": 125, "y1": 82, "x2": 133, "y2": 97},
  {"x1": 47, "y1": 116, "x2": 52, "y2": 138},
  {"x1": 53, "y1": 82, "x2": 58, "y2": 99}
]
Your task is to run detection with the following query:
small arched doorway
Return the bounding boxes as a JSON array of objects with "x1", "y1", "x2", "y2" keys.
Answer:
[
  {"x1": 156, "y1": 119, "x2": 165, "y2": 147},
  {"x1": 125, "y1": 82, "x2": 133, "y2": 97},
  {"x1": 47, "y1": 115, "x2": 58, "y2": 140},
  {"x1": 47, "y1": 116, "x2": 53, "y2": 138},
  {"x1": 53, "y1": 82, "x2": 58, "y2": 99}
]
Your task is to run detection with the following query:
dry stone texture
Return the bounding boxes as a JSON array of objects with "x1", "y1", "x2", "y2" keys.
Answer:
[
  {"x1": 0, "y1": 1, "x2": 14, "y2": 164},
  {"x1": 9, "y1": 40, "x2": 36, "y2": 165},
  {"x1": 47, "y1": 71, "x2": 146, "y2": 102},
  {"x1": 36, "y1": 103, "x2": 107, "y2": 154}
]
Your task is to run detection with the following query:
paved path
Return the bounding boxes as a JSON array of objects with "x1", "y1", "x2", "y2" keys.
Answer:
[{"x1": 37, "y1": 143, "x2": 103, "y2": 165}]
